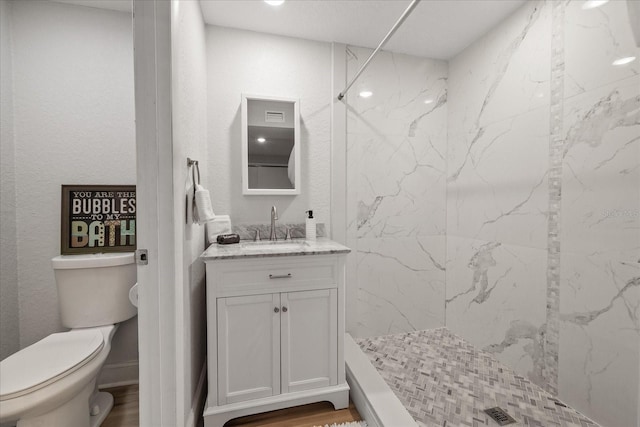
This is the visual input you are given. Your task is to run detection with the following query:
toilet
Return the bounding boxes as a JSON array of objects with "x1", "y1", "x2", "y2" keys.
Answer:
[{"x1": 0, "y1": 252, "x2": 137, "y2": 427}]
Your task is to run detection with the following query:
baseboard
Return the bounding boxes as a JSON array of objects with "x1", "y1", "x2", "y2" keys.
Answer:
[
  {"x1": 98, "y1": 360, "x2": 139, "y2": 389},
  {"x1": 204, "y1": 383, "x2": 349, "y2": 427},
  {"x1": 186, "y1": 362, "x2": 207, "y2": 427}
]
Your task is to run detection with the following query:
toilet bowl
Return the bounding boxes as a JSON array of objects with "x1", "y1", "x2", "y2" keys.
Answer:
[
  {"x1": 0, "y1": 326, "x2": 117, "y2": 427},
  {"x1": 0, "y1": 252, "x2": 137, "y2": 427}
]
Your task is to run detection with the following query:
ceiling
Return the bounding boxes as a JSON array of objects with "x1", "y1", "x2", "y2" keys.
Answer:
[
  {"x1": 51, "y1": 0, "x2": 526, "y2": 59},
  {"x1": 52, "y1": 0, "x2": 132, "y2": 14},
  {"x1": 200, "y1": 0, "x2": 526, "y2": 60}
]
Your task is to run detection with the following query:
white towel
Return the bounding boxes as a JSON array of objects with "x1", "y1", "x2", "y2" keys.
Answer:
[
  {"x1": 206, "y1": 215, "x2": 232, "y2": 245},
  {"x1": 186, "y1": 166, "x2": 195, "y2": 224},
  {"x1": 195, "y1": 184, "x2": 215, "y2": 225}
]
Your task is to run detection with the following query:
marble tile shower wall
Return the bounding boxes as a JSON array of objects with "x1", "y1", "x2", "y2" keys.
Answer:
[
  {"x1": 445, "y1": 1, "x2": 639, "y2": 426},
  {"x1": 445, "y1": 0, "x2": 552, "y2": 392},
  {"x1": 557, "y1": 1, "x2": 639, "y2": 426},
  {"x1": 345, "y1": 46, "x2": 448, "y2": 338},
  {"x1": 346, "y1": 1, "x2": 639, "y2": 426}
]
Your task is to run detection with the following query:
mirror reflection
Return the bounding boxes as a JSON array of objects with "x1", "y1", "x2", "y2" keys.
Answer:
[
  {"x1": 242, "y1": 95, "x2": 300, "y2": 195},
  {"x1": 247, "y1": 100, "x2": 294, "y2": 189}
]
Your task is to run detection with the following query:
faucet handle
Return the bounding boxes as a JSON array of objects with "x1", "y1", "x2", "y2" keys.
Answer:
[
  {"x1": 254, "y1": 229, "x2": 261, "y2": 242},
  {"x1": 285, "y1": 227, "x2": 292, "y2": 241}
]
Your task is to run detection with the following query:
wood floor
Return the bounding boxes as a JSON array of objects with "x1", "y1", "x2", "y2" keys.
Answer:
[
  {"x1": 102, "y1": 384, "x2": 362, "y2": 427},
  {"x1": 226, "y1": 401, "x2": 362, "y2": 427},
  {"x1": 102, "y1": 384, "x2": 139, "y2": 427}
]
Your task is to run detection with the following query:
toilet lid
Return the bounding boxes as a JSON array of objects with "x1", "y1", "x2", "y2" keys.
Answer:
[{"x1": 0, "y1": 329, "x2": 104, "y2": 401}]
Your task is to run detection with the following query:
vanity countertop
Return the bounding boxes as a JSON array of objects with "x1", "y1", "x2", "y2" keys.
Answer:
[{"x1": 200, "y1": 238, "x2": 351, "y2": 261}]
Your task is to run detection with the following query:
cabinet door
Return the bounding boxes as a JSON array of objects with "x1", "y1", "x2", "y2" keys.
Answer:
[
  {"x1": 217, "y1": 294, "x2": 280, "y2": 405},
  {"x1": 281, "y1": 289, "x2": 337, "y2": 394}
]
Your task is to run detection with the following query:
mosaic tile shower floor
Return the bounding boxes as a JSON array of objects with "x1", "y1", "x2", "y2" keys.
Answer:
[{"x1": 357, "y1": 328, "x2": 599, "y2": 427}]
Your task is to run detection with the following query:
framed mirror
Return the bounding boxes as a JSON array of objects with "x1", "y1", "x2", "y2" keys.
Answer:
[{"x1": 241, "y1": 94, "x2": 300, "y2": 195}]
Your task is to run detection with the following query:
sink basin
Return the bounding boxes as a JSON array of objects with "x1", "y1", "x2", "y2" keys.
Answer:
[{"x1": 240, "y1": 240, "x2": 309, "y2": 252}]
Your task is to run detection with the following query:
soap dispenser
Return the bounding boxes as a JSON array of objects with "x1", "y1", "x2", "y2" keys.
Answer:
[{"x1": 305, "y1": 210, "x2": 316, "y2": 241}]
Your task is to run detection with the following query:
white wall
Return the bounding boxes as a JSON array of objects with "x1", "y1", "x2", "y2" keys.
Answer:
[
  {"x1": 171, "y1": 0, "x2": 208, "y2": 424},
  {"x1": 206, "y1": 26, "x2": 332, "y2": 228},
  {"x1": 0, "y1": 0, "x2": 19, "y2": 361},
  {"x1": 8, "y1": 0, "x2": 137, "y2": 377}
]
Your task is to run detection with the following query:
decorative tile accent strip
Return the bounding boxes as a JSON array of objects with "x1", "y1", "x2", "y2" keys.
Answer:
[
  {"x1": 232, "y1": 223, "x2": 326, "y2": 241},
  {"x1": 544, "y1": 0, "x2": 565, "y2": 396},
  {"x1": 357, "y1": 328, "x2": 599, "y2": 427}
]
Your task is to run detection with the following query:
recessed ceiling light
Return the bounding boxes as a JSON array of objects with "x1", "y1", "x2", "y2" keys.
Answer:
[
  {"x1": 257, "y1": 137, "x2": 266, "y2": 143},
  {"x1": 612, "y1": 56, "x2": 636, "y2": 66},
  {"x1": 264, "y1": 0, "x2": 285, "y2": 6},
  {"x1": 359, "y1": 91, "x2": 373, "y2": 98},
  {"x1": 582, "y1": 0, "x2": 609, "y2": 10},
  {"x1": 424, "y1": 99, "x2": 434, "y2": 104}
]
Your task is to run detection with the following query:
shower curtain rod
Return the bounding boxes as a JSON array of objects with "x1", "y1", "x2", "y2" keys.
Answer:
[{"x1": 337, "y1": 0, "x2": 421, "y2": 101}]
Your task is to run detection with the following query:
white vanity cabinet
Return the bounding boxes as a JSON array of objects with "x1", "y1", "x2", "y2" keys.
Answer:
[
  {"x1": 216, "y1": 293, "x2": 281, "y2": 405},
  {"x1": 217, "y1": 288, "x2": 337, "y2": 404},
  {"x1": 201, "y1": 241, "x2": 350, "y2": 427}
]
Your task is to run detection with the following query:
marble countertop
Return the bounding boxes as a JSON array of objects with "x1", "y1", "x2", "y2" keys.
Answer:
[{"x1": 200, "y1": 238, "x2": 350, "y2": 260}]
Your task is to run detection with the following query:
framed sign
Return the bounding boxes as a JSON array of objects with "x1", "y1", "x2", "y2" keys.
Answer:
[{"x1": 61, "y1": 185, "x2": 136, "y2": 254}]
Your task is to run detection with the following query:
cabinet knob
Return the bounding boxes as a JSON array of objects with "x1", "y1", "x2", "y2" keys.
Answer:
[
  {"x1": 274, "y1": 307, "x2": 280, "y2": 313},
  {"x1": 282, "y1": 306, "x2": 288, "y2": 313}
]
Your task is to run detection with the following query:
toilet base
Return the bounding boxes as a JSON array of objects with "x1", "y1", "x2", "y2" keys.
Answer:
[
  {"x1": 16, "y1": 381, "x2": 93, "y2": 427},
  {"x1": 13, "y1": 385, "x2": 114, "y2": 427},
  {"x1": 89, "y1": 391, "x2": 114, "y2": 427}
]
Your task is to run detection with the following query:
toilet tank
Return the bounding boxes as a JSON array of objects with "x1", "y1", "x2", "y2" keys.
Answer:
[{"x1": 52, "y1": 253, "x2": 137, "y2": 328}]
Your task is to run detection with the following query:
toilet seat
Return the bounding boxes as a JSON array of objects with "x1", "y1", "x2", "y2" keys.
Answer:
[{"x1": 0, "y1": 329, "x2": 104, "y2": 401}]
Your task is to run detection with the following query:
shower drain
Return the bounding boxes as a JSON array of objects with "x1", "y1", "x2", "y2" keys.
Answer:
[{"x1": 484, "y1": 407, "x2": 517, "y2": 425}]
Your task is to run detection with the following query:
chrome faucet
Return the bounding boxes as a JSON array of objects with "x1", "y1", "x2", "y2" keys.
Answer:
[{"x1": 270, "y1": 206, "x2": 278, "y2": 241}]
